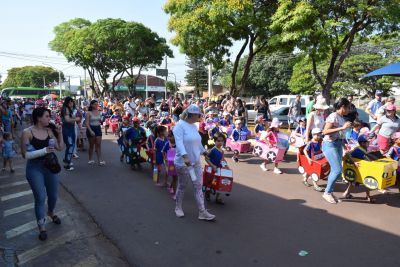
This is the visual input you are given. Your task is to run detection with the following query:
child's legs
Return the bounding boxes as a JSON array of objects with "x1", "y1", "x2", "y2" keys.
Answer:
[{"x1": 343, "y1": 183, "x2": 353, "y2": 195}]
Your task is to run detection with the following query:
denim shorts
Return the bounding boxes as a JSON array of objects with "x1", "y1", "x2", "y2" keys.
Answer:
[{"x1": 87, "y1": 125, "x2": 102, "y2": 138}]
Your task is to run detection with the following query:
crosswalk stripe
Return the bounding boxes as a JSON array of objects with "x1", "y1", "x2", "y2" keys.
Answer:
[
  {"x1": 3, "y1": 203, "x2": 34, "y2": 217},
  {"x1": 5, "y1": 211, "x2": 67, "y2": 239},
  {"x1": 17, "y1": 230, "x2": 76, "y2": 265},
  {"x1": 1, "y1": 190, "x2": 32, "y2": 201},
  {"x1": 0, "y1": 173, "x2": 25, "y2": 180},
  {"x1": 0, "y1": 181, "x2": 28, "y2": 189},
  {"x1": 72, "y1": 255, "x2": 99, "y2": 267}
]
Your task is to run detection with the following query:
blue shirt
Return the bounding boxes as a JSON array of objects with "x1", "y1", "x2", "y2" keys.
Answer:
[
  {"x1": 207, "y1": 147, "x2": 224, "y2": 168},
  {"x1": 161, "y1": 118, "x2": 172, "y2": 125},
  {"x1": 155, "y1": 138, "x2": 168, "y2": 165},
  {"x1": 220, "y1": 119, "x2": 231, "y2": 126},
  {"x1": 351, "y1": 147, "x2": 367, "y2": 160},
  {"x1": 295, "y1": 126, "x2": 306, "y2": 136},
  {"x1": 255, "y1": 124, "x2": 265, "y2": 134},
  {"x1": 210, "y1": 126, "x2": 220, "y2": 137},
  {"x1": 147, "y1": 135, "x2": 155, "y2": 149},
  {"x1": 387, "y1": 146, "x2": 400, "y2": 161},
  {"x1": 231, "y1": 129, "x2": 240, "y2": 141},
  {"x1": 305, "y1": 141, "x2": 322, "y2": 158},
  {"x1": 126, "y1": 127, "x2": 145, "y2": 141}
]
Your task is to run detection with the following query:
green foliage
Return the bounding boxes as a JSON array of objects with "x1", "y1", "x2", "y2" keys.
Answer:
[
  {"x1": 49, "y1": 18, "x2": 172, "y2": 97},
  {"x1": 270, "y1": 0, "x2": 400, "y2": 99},
  {"x1": 2, "y1": 66, "x2": 63, "y2": 89},
  {"x1": 166, "y1": 81, "x2": 178, "y2": 94},
  {"x1": 185, "y1": 57, "x2": 208, "y2": 97},
  {"x1": 164, "y1": 0, "x2": 278, "y2": 96}
]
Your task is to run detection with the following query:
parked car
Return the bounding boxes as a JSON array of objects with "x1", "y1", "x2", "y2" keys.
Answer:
[
  {"x1": 245, "y1": 104, "x2": 258, "y2": 122},
  {"x1": 268, "y1": 95, "x2": 311, "y2": 112},
  {"x1": 271, "y1": 107, "x2": 306, "y2": 128}
]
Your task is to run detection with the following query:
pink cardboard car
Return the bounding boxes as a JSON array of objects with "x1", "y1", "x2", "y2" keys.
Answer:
[
  {"x1": 253, "y1": 140, "x2": 286, "y2": 163},
  {"x1": 289, "y1": 131, "x2": 306, "y2": 148},
  {"x1": 225, "y1": 138, "x2": 252, "y2": 154}
]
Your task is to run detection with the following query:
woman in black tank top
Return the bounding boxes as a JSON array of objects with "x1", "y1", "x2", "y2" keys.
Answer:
[{"x1": 21, "y1": 107, "x2": 64, "y2": 241}]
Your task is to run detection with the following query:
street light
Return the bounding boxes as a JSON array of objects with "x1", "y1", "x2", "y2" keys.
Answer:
[{"x1": 42, "y1": 63, "x2": 75, "y2": 99}]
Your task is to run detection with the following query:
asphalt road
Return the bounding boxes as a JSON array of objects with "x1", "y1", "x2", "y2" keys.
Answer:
[{"x1": 60, "y1": 134, "x2": 400, "y2": 267}]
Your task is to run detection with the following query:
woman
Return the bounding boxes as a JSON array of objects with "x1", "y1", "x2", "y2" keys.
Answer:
[
  {"x1": 136, "y1": 100, "x2": 149, "y2": 120},
  {"x1": 61, "y1": 97, "x2": 78, "y2": 171},
  {"x1": 234, "y1": 98, "x2": 247, "y2": 122},
  {"x1": 172, "y1": 98, "x2": 184, "y2": 122},
  {"x1": 173, "y1": 104, "x2": 216, "y2": 221},
  {"x1": 86, "y1": 100, "x2": 105, "y2": 166},
  {"x1": 305, "y1": 97, "x2": 329, "y2": 142},
  {"x1": 255, "y1": 96, "x2": 272, "y2": 121},
  {"x1": 21, "y1": 107, "x2": 64, "y2": 241},
  {"x1": 159, "y1": 99, "x2": 170, "y2": 113},
  {"x1": 322, "y1": 98, "x2": 352, "y2": 204},
  {"x1": 371, "y1": 104, "x2": 400, "y2": 153}
]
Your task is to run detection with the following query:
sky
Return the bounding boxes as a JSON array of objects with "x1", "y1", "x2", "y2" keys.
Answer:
[{"x1": 0, "y1": 0, "x2": 189, "y2": 84}]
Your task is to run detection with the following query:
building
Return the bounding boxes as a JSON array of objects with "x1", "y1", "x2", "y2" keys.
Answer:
[{"x1": 114, "y1": 75, "x2": 166, "y2": 98}]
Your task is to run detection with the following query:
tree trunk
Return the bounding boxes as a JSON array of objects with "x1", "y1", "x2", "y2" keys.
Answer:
[
  {"x1": 239, "y1": 36, "x2": 256, "y2": 96},
  {"x1": 230, "y1": 38, "x2": 249, "y2": 96}
]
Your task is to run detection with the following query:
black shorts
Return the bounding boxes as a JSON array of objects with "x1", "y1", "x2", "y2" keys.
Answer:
[{"x1": 87, "y1": 125, "x2": 102, "y2": 138}]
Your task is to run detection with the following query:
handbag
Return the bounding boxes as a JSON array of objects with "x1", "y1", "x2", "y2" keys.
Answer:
[{"x1": 44, "y1": 152, "x2": 61, "y2": 174}]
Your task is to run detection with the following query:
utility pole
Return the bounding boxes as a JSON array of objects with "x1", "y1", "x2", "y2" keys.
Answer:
[
  {"x1": 58, "y1": 70, "x2": 62, "y2": 99},
  {"x1": 43, "y1": 76, "x2": 46, "y2": 88},
  {"x1": 165, "y1": 55, "x2": 168, "y2": 99},
  {"x1": 83, "y1": 68, "x2": 87, "y2": 99},
  {"x1": 208, "y1": 64, "x2": 212, "y2": 98}
]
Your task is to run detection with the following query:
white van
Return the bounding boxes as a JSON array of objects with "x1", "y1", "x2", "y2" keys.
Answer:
[{"x1": 268, "y1": 95, "x2": 311, "y2": 112}]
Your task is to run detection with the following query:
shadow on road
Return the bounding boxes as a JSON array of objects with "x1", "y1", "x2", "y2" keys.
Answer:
[{"x1": 61, "y1": 138, "x2": 400, "y2": 267}]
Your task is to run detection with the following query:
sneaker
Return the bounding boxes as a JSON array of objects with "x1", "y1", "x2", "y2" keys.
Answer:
[
  {"x1": 64, "y1": 165, "x2": 74, "y2": 171},
  {"x1": 260, "y1": 163, "x2": 268, "y2": 172},
  {"x1": 73, "y1": 154, "x2": 79, "y2": 159},
  {"x1": 175, "y1": 207, "x2": 184, "y2": 218},
  {"x1": 198, "y1": 210, "x2": 216, "y2": 221},
  {"x1": 322, "y1": 193, "x2": 337, "y2": 204},
  {"x1": 273, "y1": 167, "x2": 282, "y2": 174},
  {"x1": 99, "y1": 161, "x2": 106, "y2": 166},
  {"x1": 88, "y1": 160, "x2": 95, "y2": 165}
]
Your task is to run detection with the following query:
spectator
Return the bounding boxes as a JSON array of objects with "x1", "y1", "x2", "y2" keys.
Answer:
[
  {"x1": 366, "y1": 90, "x2": 383, "y2": 129},
  {"x1": 288, "y1": 95, "x2": 303, "y2": 127},
  {"x1": 343, "y1": 95, "x2": 358, "y2": 122}
]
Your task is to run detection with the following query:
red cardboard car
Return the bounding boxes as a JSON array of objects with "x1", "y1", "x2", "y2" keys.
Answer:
[{"x1": 297, "y1": 145, "x2": 330, "y2": 181}]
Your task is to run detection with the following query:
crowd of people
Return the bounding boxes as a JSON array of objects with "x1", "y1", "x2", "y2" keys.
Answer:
[{"x1": 1, "y1": 89, "x2": 400, "y2": 241}]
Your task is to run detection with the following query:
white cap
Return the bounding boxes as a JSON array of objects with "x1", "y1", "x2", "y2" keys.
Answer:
[
  {"x1": 186, "y1": 104, "x2": 202, "y2": 114},
  {"x1": 311, "y1": 128, "x2": 323, "y2": 135}
]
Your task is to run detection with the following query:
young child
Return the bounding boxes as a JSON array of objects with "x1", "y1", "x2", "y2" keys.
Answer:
[
  {"x1": 302, "y1": 128, "x2": 324, "y2": 191},
  {"x1": 124, "y1": 117, "x2": 146, "y2": 169},
  {"x1": 343, "y1": 134, "x2": 376, "y2": 203},
  {"x1": 254, "y1": 115, "x2": 266, "y2": 134},
  {"x1": 153, "y1": 126, "x2": 168, "y2": 186},
  {"x1": 209, "y1": 118, "x2": 221, "y2": 139},
  {"x1": 198, "y1": 119, "x2": 209, "y2": 148},
  {"x1": 2, "y1": 132, "x2": 18, "y2": 172},
  {"x1": 230, "y1": 120, "x2": 242, "y2": 163},
  {"x1": 294, "y1": 117, "x2": 306, "y2": 138},
  {"x1": 346, "y1": 119, "x2": 362, "y2": 142},
  {"x1": 118, "y1": 115, "x2": 131, "y2": 162},
  {"x1": 220, "y1": 112, "x2": 232, "y2": 127},
  {"x1": 204, "y1": 133, "x2": 227, "y2": 204},
  {"x1": 386, "y1": 132, "x2": 400, "y2": 192},
  {"x1": 160, "y1": 112, "x2": 172, "y2": 125},
  {"x1": 146, "y1": 122, "x2": 157, "y2": 169},
  {"x1": 162, "y1": 131, "x2": 178, "y2": 197},
  {"x1": 259, "y1": 118, "x2": 283, "y2": 174}
]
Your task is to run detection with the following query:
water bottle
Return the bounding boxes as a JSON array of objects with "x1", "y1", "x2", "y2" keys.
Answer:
[
  {"x1": 48, "y1": 138, "x2": 56, "y2": 149},
  {"x1": 188, "y1": 166, "x2": 197, "y2": 182}
]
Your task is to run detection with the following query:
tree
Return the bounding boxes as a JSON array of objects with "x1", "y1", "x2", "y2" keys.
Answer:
[
  {"x1": 49, "y1": 18, "x2": 172, "y2": 97},
  {"x1": 185, "y1": 57, "x2": 208, "y2": 97},
  {"x1": 270, "y1": 0, "x2": 400, "y2": 101},
  {"x1": 1, "y1": 66, "x2": 64, "y2": 89},
  {"x1": 164, "y1": 0, "x2": 278, "y2": 96},
  {"x1": 166, "y1": 81, "x2": 178, "y2": 94}
]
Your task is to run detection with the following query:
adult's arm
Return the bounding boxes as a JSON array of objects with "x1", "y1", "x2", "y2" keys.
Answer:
[
  {"x1": 305, "y1": 112, "x2": 314, "y2": 142},
  {"x1": 85, "y1": 112, "x2": 94, "y2": 136},
  {"x1": 323, "y1": 121, "x2": 351, "y2": 136},
  {"x1": 21, "y1": 129, "x2": 48, "y2": 159},
  {"x1": 365, "y1": 101, "x2": 376, "y2": 120},
  {"x1": 173, "y1": 124, "x2": 187, "y2": 158}
]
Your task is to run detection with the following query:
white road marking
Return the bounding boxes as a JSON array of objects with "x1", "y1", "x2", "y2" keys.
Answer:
[
  {"x1": 17, "y1": 230, "x2": 76, "y2": 265},
  {"x1": 3, "y1": 203, "x2": 34, "y2": 217},
  {"x1": 5, "y1": 211, "x2": 67, "y2": 239},
  {"x1": 0, "y1": 181, "x2": 28, "y2": 189},
  {"x1": 0, "y1": 173, "x2": 25, "y2": 179},
  {"x1": 72, "y1": 255, "x2": 99, "y2": 267},
  {"x1": 1, "y1": 190, "x2": 32, "y2": 201}
]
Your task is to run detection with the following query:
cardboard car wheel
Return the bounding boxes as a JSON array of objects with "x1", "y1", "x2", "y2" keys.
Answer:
[
  {"x1": 343, "y1": 168, "x2": 356, "y2": 182},
  {"x1": 225, "y1": 146, "x2": 231, "y2": 151},
  {"x1": 363, "y1": 176, "x2": 379, "y2": 190},
  {"x1": 311, "y1": 173, "x2": 319, "y2": 182},
  {"x1": 298, "y1": 166, "x2": 305, "y2": 174},
  {"x1": 267, "y1": 151, "x2": 277, "y2": 162},
  {"x1": 253, "y1": 146, "x2": 263, "y2": 157},
  {"x1": 290, "y1": 136, "x2": 296, "y2": 145}
]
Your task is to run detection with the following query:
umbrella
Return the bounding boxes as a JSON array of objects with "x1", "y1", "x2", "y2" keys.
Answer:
[
  {"x1": 43, "y1": 94, "x2": 59, "y2": 100},
  {"x1": 362, "y1": 62, "x2": 400, "y2": 78}
]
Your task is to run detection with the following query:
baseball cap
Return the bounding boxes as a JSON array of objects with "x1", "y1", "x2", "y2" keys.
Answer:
[
  {"x1": 358, "y1": 134, "x2": 368, "y2": 143},
  {"x1": 375, "y1": 90, "x2": 383, "y2": 96},
  {"x1": 186, "y1": 104, "x2": 202, "y2": 114},
  {"x1": 311, "y1": 128, "x2": 322, "y2": 135}
]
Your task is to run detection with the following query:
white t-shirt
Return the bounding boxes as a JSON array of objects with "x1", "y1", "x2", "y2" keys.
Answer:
[
  {"x1": 124, "y1": 101, "x2": 136, "y2": 115},
  {"x1": 323, "y1": 112, "x2": 345, "y2": 142},
  {"x1": 173, "y1": 120, "x2": 205, "y2": 167}
]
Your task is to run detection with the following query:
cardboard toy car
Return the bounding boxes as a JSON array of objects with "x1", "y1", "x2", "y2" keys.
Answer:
[
  {"x1": 345, "y1": 139, "x2": 380, "y2": 152},
  {"x1": 166, "y1": 149, "x2": 177, "y2": 176},
  {"x1": 342, "y1": 151, "x2": 398, "y2": 190},
  {"x1": 297, "y1": 145, "x2": 330, "y2": 181},
  {"x1": 221, "y1": 125, "x2": 233, "y2": 136},
  {"x1": 289, "y1": 131, "x2": 306, "y2": 148},
  {"x1": 253, "y1": 140, "x2": 286, "y2": 163},
  {"x1": 109, "y1": 118, "x2": 119, "y2": 134},
  {"x1": 203, "y1": 160, "x2": 233, "y2": 195},
  {"x1": 225, "y1": 138, "x2": 252, "y2": 153}
]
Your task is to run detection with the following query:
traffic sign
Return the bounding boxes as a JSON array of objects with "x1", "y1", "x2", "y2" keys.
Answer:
[{"x1": 156, "y1": 68, "x2": 168, "y2": 77}]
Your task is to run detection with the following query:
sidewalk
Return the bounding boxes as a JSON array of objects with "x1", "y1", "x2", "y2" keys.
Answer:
[{"x1": 0, "y1": 155, "x2": 129, "y2": 267}]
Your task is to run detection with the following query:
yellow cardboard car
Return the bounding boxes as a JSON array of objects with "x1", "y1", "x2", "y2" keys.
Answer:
[{"x1": 342, "y1": 152, "x2": 398, "y2": 190}]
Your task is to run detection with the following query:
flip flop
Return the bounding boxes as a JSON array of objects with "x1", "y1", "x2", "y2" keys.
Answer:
[{"x1": 49, "y1": 215, "x2": 61, "y2": 225}]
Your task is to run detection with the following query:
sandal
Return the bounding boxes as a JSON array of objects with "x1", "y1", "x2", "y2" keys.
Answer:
[
  {"x1": 49, "y1": 215, "x2": 62, "y2": 225},
  {"x1": 343, "y1": 193, "x2": 354, "y2": 199},
  {"x1": 38, "y1": 230, "x2": 47, "y2": 241},
  {"x1": 366, "y1": 197, "x2": 376, "y2": 203},
  {"x1": 216, "y1": 198, "x2": 225, "y2": 205},
  {"x1": 313, "y1": 186, "x2": 324, "y2": 192},
  {"x1": 302, "y1": 181, "x2": 311, "y2": 187}
]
